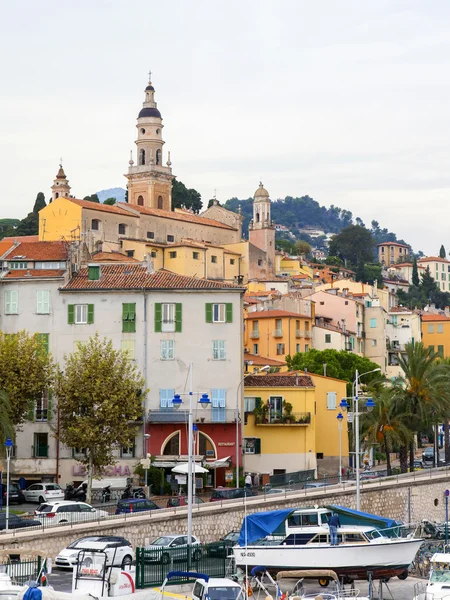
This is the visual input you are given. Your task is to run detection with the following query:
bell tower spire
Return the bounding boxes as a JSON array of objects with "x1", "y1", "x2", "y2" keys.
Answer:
[
  {"x1": 249, "y1": 181, "x2": 275, "y2": 275},
  {"x1": 51, "y1": 161, "x2": 71, "y2": 201},
  {"x1": 125, "y1": 74, "x2": 174, "y2": 211}
]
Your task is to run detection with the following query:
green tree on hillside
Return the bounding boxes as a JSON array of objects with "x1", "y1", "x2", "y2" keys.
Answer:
[
  {"x1": 83, "y1": 194, "x2": 100, "y2": 203},
  {"x1": 33, "y1": 192, "x2": 46, "y2": 214},
  {"x1": 172, "y1": 179, "x2": 202, "y2": 213},
  {"x1": 412, "y1": 257, "x2": 420, "y2": 287},
  {"x1": 294, "y1": 240, "x2": 312, "y2": 256},
  {"x1": 103, "y1": 197, "x2": 116, "y2": 205},
  {"x1": 328, "y1": 225, "x2": 376, "y2": 267},
  {"x1": 440, "y1": 245, "x2": 446, "y2": 259}
]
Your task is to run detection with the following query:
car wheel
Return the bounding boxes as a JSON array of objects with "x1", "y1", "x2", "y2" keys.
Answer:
[
  {"x1": 161, "y1": 553, "x2": 170, "y2": 565},
  {"x1": 398, "y1": 570, "x2": 408, "y2": 580},
  {"x1": 318, "y1": 578, "x2": 329, "y2": 588},
  {"x1": 38, "y1": 496, "x2": 45, "y2": 504},
  {"x1": 193, "y1": 549, "x2": 202, "y2": 562},
  {"x1": 121, "y1": 555, "x2": 132, "y2": 569}
]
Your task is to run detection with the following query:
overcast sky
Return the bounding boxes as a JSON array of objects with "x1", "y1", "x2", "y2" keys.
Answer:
[{"x1": 1, "y1": 0, "x2": 449, "y2": 254}]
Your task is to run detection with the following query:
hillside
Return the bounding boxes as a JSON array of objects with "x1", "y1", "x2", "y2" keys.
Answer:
[{"x1": 96, "y1": 188, "x2": 126, "y2": 203}]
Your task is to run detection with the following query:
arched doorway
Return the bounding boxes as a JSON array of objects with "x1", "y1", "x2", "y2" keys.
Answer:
[
  {"x1": 162, "y1": 431, "x2": 180, "y2": 455},
  {"x1": 198, "y1": 432, "x2": 216, "y2": 459}
]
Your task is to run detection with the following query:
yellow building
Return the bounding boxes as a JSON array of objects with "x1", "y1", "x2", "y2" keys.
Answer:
[
  {"x1": 276, "y1": 255, "x2": 312, "y2": 278},
  {"x1": 243, "y1": 372, "x2": 348, "y2": 478},
  {"x1": 244, "y1": 309, "x2": 314, "y2": 358},
  {"x1": 421, "y1": 314, "x2": 450, "y2": 357},
  {"x1": 377, "y1": 241, "x2": 410, "y2": 266}
]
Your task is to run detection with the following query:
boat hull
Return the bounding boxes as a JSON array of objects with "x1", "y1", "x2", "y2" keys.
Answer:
[{"x1": 233, "y1": 538, "x2": 423, "y2": 581}]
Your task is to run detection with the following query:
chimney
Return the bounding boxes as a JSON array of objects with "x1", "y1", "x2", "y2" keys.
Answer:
[{"x1": 146, "y1": 254, "x2": 154, "y2": 274}]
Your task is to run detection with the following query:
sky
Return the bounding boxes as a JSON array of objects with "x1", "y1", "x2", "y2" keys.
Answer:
[{"x1": 1, "y1": 0, "x2": 450, "y2": 254}]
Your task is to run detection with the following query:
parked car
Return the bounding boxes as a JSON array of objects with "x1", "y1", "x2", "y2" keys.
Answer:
[
  {"x1": 55, "y1": 536, "x2": 134, "y2": 569},
  {"x1": 209, "y1": 488, "x2": 257, "y2": 502},
  {"x1": 167, "y1": 496, "x2": 204, "y2": 508},
  {"x1": 423, "y1": 447, "x2": 435, "y2": 462},
  {"x1": 35, "y1": 501, "x2": 108, "y2": 526},
  {"x1": 2, "y1": 483, "x2": 25, "y2": 505},
  {"x1": 23, "y1": 483, "x2": 64, "y2": 504},
  {"x1": 359, "y1": 471, "x2": 380, "y2": 481},
  {"x1": 264, "y1": 488, "x2": 286, "y2": 495},
  {"x1": 207, "y1": 531, "x2": 240, "y2": 557},
  {"x1": 192, "y1": 577, "x2": 242, "y2": 600},
  {"x1": 0, "y1": 513, "x2": 41, "y2": 531},
  {"x1": 144, "y1": 535, "x2": 202, "y2": 564},
  {"x1": 412, "y1": 460, "x2": 424, "y2": 470},
  {"x1": 115, "y1": 498, "x2": 160, "y2": 514}
]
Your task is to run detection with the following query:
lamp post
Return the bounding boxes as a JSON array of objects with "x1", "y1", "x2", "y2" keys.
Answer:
[
  {"x1": 340, "y1": 367, "x2": 380, "y2": 511},
  {"x1": 4, "y1": 438, "x2": 13, "y2": 532},
  {"x1": 235, "y1": 365, "x2": 270, "y2": 487},
  {"x1": 336, "y1": 412, "x2": 344, "y2": 484},
  {"x1": 143, "y1": 433, "x2": 151, "y2": 488},
  {"x1": 172, "y1": 363, "x2": 210, "y2": 544}
]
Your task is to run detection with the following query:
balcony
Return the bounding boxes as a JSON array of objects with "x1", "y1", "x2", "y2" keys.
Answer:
[
  {"x1": 249, "y1": 331, "x2": 260, "y2": 339},
  {"x1": 272, "y1": 329, "x2": 283, "y2": 338},
  {"x1": 148, "y1": 408, "x2": 238, "y2": 424},
  {"x1": 255, "y1": 412, "x2": 311, "y2": 426},
  {"x1": 296, "y1": 329, "x2": 312, "y2": 339}
]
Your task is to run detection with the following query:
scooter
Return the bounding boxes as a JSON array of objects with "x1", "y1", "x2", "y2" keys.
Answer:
[
  {"x1": 64, "y1": 482, "x2": 87, "y2": 502},
  {"x1": 101, "y1": 485, "x2": 111, "y2": 503},
  {"x1": 121, "y1": 484, "x2": 146, "y2": 499}
]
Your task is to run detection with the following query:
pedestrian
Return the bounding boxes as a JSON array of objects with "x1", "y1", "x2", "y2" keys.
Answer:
[
  {"x1": 170, "y1": 474, "x2": 178, "y2": 496},
  {"x1": 253, "y1": 473, "x2": 260, "y2": 489},
  {"x1": 329, "y1": 512, "x2": 341, "y2": 546},
  {"x1": 245, "y1": 473, "x2": 252, "y2": 489}
]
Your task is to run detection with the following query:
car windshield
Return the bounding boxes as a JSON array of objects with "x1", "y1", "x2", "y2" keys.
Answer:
[
  {"x1": 45, "y1": 484, "x2": 61, "y2": 490},
  {"x1": 67, "y1": 537, "x2": 100, "y2": 549},
  {"x1": 224, "y1": 532, "x2": 239, "y2": 541},
  {"x1": 36, "y1": 504, "x2": 54, "y2": 513},
  {"x1": 151, "y1": 537, "x2": 174, "y2": 546},
  {"x1": 208, "y1": 587, "x2": 242, "y2": 600}
]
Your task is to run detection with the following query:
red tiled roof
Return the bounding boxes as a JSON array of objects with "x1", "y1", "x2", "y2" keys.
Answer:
[
  {"x1": 418, "y1": 256, "x2": 450, "y2": 264},
  {"x1": 5, "y1": 241, "x2": 68, "y2": 261},
  {"x1": 244, "y1": 353, "x2": 286, "y2": 366},
  {"x1": 119, "y1": 204, "x2": 236, "y2": 230},
  {"x1": 4, "y1": 269, "x2": 66, "y2": 279},
  {"x1": 91, "y1": 252, "x2": 140, "y2": 263},
  {"x1": 2, "y1": 235, "x2": 39, "y2": 243},
  {"x1": 245, "y1": 310, "x2": 311, "y2": 319},
  {"x1": 62, "y1": 265, "x2": 244, "y2": 291},
  {"x1": 67, "y1": 198, "x2": 138, "y2": 217},
  {"x1": 377, "y1": 241, "x2": 409, "y2": 247},
  {"x1": 244, "y1": 374, "x2": 314, "y2": 388},
  {"x1": 421, "y1": 314, "x2": 450, "y2": 321},
  {"x1": 389, "y1": 306, "x2": 412, "y2": 313},
  {"x1": 245, "y1": 290, "x2": 281, "y2": 297},
  {"x1": 0, "y1": 240, "x2": 15, "y2": 258}
]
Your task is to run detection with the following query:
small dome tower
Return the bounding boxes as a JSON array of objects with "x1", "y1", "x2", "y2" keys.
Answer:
[{"x1": 51, "y1": 161, "x2": 71, "y2": 201}]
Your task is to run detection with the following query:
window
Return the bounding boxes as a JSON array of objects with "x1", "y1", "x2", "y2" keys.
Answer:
[
  {"x1": 151, "y1": 251, "x2": 157, "y2": 258},
  {"x1": 428, "y1": 324, "x2": 435, "y2": 334},
  {"x1": 169, "y1": 251, "x2": 177, "y2": 259},
  {"x1": 438, "y1": 345, "x2": 444, "y2": 357},
  {"x1": 161, "y1": 340, "x2": 175, "y2": 360},
  {"x1": 230, "y1": 259, "x2": 235, "y2": 265},
  {"x1": 68, "y1": 304, "x2": 94, "y2": 325},
  {"x1": 121, "y1": 443, "x2": 135, "y2": 458},
  {"x1": 155, "y1": 303, "x2": 182, "y2": 332},
  {"x1": 167, "y1": 235, "x2": 174, "y2": 242},
  {"x1": 429, "y1": 345, "x2": 435, "y2": 353},
  {"x1": 211, "y1": 255, "x2": 217, "y2": 264},
  {"x1": 206, "y1": 303, "x2": 232, "y2": 323},
  {"x1": 147, "y1": 231, "x2": 154, "y2": 239},
  {"x1": 327, "y1": 392, "x2": 337, "y2": 410},
  {"x1": 33, "y1": 433, "x2": 48, "y2": 458},
  {"x1": 157, "y1": 195, "x2": 163, "y2": 209},
  {"x1": 35, "y1": 261, "x2": 66, "y2": 269},
  {"x1": 88, "y1": 266, "x2": 100, "y2": 280},
  {"x1": 212, "y1": 340, "x2": 226, "y2": 360},
  {"x1": 276, "y1": 343, "x2": 285, "y2": 355},
  {"x1": 193, "y1": 252, "x2": 200, "y2": 260},
  {"x1": 4, "y1": 290, "x2": 18, "y2": 314},
  {"x1": 370, "y1": 318, "x2": 377, "y2": 328},
  {"x1": 253, "y1": 344, "x2": 258, "y2": 354},
  {"x1": 296, "y1": 344, "x2": 300, "y2": 353},
  {"x1": 325, "y1": 333, "x2": 331, "y2": 343},
  {"x1": 305, "y1": 344, "x2": 309, "y2": 352},
  {"x1": 137, "y1": 196, "x2": 144, "y2": 206},
  {"x1": 37, "y1": 333, "x2": 49, "y2": 354},
  {"x1": 122, "y1": 303, "x2": 136, "y2": 332},
  {"x1": 372, "y1": 339, "x2": 377, "y2": 347},
  {"x1": 258, "y1": 259, "x2": 263, "y2": 266},
  {"x1": 275, "y1": 318, "x2": 282, "y2": 334},
  {"x1": 160, "y1": 388, "x2": 175, "y2": 409},
  {"x1": 118, "y1": 223, "x2": 126, "y2": 235},
  {"x1": 91, "y1": 219, "x2": 100, "y2": 231},
  {"x1": 121, "y1": 339, "x2": 135, "y2": 359},
  {"x1": 244, "y1": 438, "x2": 261, "y2": 454},
  {"x1": 35, "y1": 390, "x2": 51, "y2": 422},
  {"x1": 438, "y1": 323, "x2": 444, "y2": 333},
  {"x1": 212, "y1": 389, "x2": 226, "y2": 422},
  {"x1": 443, "y1": 273, "x2": 447, "y2": 281},
  {"x1": 36, "y1": 290, "x2": 50, "y2": 314},
  {"x1": 10, "y1": 262, "x2": 27, "y2": 269},
  {"x1": 443, "y1": 264, "x2": 446, "y2": 272},
  {"x1": 126, "y1": 250, "x2": 135, "y2": 258},
  {"x1": 269, "y1": 396, "x2": 283, "y2": 420},
  {"x1": 139, "y1": 149, "x2": 145, "y2": 165}
]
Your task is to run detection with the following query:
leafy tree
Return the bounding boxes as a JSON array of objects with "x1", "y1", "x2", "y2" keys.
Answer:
[
  {"x1": 412, "y1": 257, "x2": 420, "y2": 287},
  {"x1": 56, "y1": 335, "x2": 146, "y2": 503},
  {"x1": 172, "y1": 179, "x2": 203, "y2": 213},
  {"x1": 13, "y1": 212, "x2": 38, "y2": 236},
  {"x1": 0, "y1": 391, "x2": 14, "y2": 457},
  {"x1": 83, "y1": 194, "x2": 100, "y2": 203},
  {"x1": 440, "y1": 245, "x2": 446, "y2": 259},
  {"x1": 362, "y1": 263, "x2": 383, "y2": 285},
  {"x1": 294, "y1": 240, "x2": 311, "y2": 256},
  {"x1": 328, "y1": 225, "x2": 376, "y2": 267},
  {"x1": 275, "y1": 238, "x2": 295, "y2": 254},
  {"x1": 0, "y1": 219, "x2": 20, "y2": 240},
  {"x1": 187, "y1": 189, "x2": 202, "y2": 214},
  {"x1": 33, "y1": 192, "x2": 46, "y2": 214},
  {"x1": 207, "y1": 198, "x2": 221, "y2": 208},
  {"x1": 103, "y1": 198, "x2": 116, "y2": 205},
  {"x1": 324, "y1": 256, "x2": 344, "y2": 267},
  {"x1": 0, "y1": 331, "x2": 55, "y2": 426}
]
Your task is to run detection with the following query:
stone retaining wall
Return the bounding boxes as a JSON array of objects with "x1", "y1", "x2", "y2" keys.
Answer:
[{"x1": 1, "y1": 470, "x2": 449, "y2": 558}]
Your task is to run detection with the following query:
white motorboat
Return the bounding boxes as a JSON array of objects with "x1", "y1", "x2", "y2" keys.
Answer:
[
  {"x1": 234, "y1": 508, "x2": 423, "y2": 582},
  {"x1": 413, "y1": 552, "x2": 450, "y2": 600}
]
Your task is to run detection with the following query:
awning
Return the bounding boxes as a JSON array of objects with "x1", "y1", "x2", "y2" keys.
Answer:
[
  {"x1": 206, "y1": 456, "x2": 231, "y2": 469},
  {"x1": 153, "y1": 455, "x2": 204, "y2": 469}
]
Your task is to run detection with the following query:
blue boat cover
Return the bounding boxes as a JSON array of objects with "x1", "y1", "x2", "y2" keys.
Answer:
[
  {"x1": 238, "y1": 509, "x2": 294, "y2": 546},
  {"x1": 23, "y1": 586, "x2": 42, "y2": 600},
  {"x1": 326, "y1": 505, "x2": 397, "y2": 528}
]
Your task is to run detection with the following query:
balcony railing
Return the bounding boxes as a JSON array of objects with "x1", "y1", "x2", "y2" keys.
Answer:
[
  {"x1": 249, "y1": 331, "x2": 260, "y2": 339},
  {"x1": 296, "y1": 329, "x2": 312, "y2": 338},
  {"x1": 255, "y1": 412, "x2": 311, "y2": 426},
  {"x1": 148, "y1": 408, "x2": 238, "y2": 424},
  {"x1": 272, "y1": 329, "x2": 283, "y2": 338}
]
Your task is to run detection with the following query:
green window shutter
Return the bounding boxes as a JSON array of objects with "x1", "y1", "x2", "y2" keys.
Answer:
[
  {"x1": 47, "y1": 391, "x2": 53, "y2": 420},
  {"x1": 88, "y1": 266, "x2": 100, "y2": 281},
  {"x1": 122, "y1": 303, "x2": 129, "y2": 333},
  {"x1": 87, "y1": 304, "x2": 94, "y2": 324},
  {"x1": 175, "y1": 303, "x2": 182, "y2": 332},
  {"x1": 255, "y1": 438, "x2": 261, "y2": 454},
  {"x1": 205, "y1": 303, "x2": 213, "y2": 323},
  {"x1": 68, "y1": 304, "x2": 75, "y2": 324},
  {"x1": 155, "y1": 303, "x2": 162, "y2": 332},
  {"x1": 129, "y1": 303, "x2": 136, "y2": 332},
  {"x1": 226, "y1": 303, "x2": 233, "y2": 323}
]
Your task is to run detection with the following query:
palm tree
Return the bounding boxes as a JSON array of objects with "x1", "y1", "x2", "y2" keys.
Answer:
[
  {"x1": 359, "y1": 389, "x2": 412, "y2": 475},
  {"x1": 394, "y1": 342, "x2": 450, "y2": 471}
]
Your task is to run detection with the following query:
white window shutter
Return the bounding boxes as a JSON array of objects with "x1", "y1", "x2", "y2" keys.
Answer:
[{"x1": 327, "y1": 392, "x2": 337, "y2": 410}]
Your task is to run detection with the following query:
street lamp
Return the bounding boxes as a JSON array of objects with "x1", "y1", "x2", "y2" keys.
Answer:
[
  {"x1": 4, "y1": 438, "x2": 13, "y2": 532},
  {"x1": 172, "y1": 364, "x2": 210, "y2": 544},
  {"x1": 336, "y1": 413, "x2": 344, "y2": 484},
  {"x1": 340, "y1": 367, "x2": 380, "y2": 511},
  {"x1": 143, "y1": 434, "x2": 151, "y2": 488},
  {"x1": 235, "y1": 365, "x2": 270, "y2": 486}
]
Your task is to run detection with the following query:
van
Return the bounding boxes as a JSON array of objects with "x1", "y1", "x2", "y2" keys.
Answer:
[
  {"x1": 209, "y1": 487, "x2": 257, "y2": 502},
  {"x1": 115, "y1": 498, "x2": 160, "y2": 514}
]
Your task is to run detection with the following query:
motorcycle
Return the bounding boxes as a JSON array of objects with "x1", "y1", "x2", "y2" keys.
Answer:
[
  {"x1": 64, "y1": 482, "x2": 87, "y2": 502},
  {"x1": 121, "y1": 484, "x2": 146, "y2": 499},
  {"x1": 101, "y1": 485, "x2": 111, "y2": 503}
]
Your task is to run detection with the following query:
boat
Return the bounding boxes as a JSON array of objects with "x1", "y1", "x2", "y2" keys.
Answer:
[
  {"x1": 413, "y1": 552, "x2": 450, "y2": 600},
  {"x1": 233, "y1": 508, "x2": 423, "y2": 582}
]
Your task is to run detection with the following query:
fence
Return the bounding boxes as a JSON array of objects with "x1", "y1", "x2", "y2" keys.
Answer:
[
  {"x1": 135, "y1": 543, "x2": 228, "y2": 588},
  {"x1": 0, "y1": 555, "x2": 45, "y2": 585},
  {"x1": 269, "y1": 469, "x2": 315, "y2": 488}
]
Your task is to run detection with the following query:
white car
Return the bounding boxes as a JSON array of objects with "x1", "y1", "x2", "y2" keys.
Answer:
[
  {"x1": 55, "y1": 536, "x2": 134, "y2": 569},
  {"x1": 23, "y1": 483, "x2": 64, "y2": 504},
  {"x1": 35, "y1": 501, "x2": 108, "y2": 526}
]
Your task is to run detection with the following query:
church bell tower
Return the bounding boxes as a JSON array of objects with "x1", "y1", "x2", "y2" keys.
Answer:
[
  {"x1": 125, "y1": 74, "x2": 174, "y2": 211},
  {"x1": 249, "y1": 182, "x2": 275, "y2": 274}
]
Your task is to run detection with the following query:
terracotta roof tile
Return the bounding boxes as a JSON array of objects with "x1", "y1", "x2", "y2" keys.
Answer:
[
  {"x1": 0, "y1": 240, "x2": 15, "y2": 258},
  {"x1": 67, "y1": 198, "x2": 138, "y2": 217},
  {"x1": 2, "y1": 235, "x2": 39, "y2": 243},
  {"x1": 389, "y1": 306, "x2": 412, "y2": 313},
  {"x1": 91, "y1": 252, "x2": 140, "y2": 263},
  {"x1": 419, "y1": 256, "x2": 450, "y2": 264},
  {"x1": 421, "y1": 314, "x2": 450, "y2": 321},
  {"x1": 62, "y1": 265, "x2": 245, "y2": 291},
  {"x1": 377, "y1": 241, "x2": 410, "y2": 247},
  {"x1": 6, "y1": 241, "x2": 68, "y2": 261},
  {"x1": 244, "y1": 374, "x2": 314, "y2": 387},
  {"x1": 119, "y1": 204, "x2": 236, "y2": 230},
  {"x1": 244, "y1": 353, "x2": 286, "y2": 366},
  {"x1": 245, "y1": 310, "x2": 312, "y2": 319},
  {"x1": 4, "y1": 269, "x2": 66, "y2": 279}
]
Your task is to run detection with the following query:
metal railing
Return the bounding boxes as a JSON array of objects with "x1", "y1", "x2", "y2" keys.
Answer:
[
  {"x1": 249, "y1": 331, "x2": 260, "y2": 339},
  {"x1": 0, "y1": 556, "x2": 45, "y2": 585},
  {"x1": 255, "y1": 412, "x2": 311, "y2": 425},
  {"x1": 272, "y1": 329, "x2": 283, "y2": 338},
  {"x1": 148, "y1": 408, "x2": 238, "y2": 423},
  {"x1": 32, "y1": 444, "x2": 48, "y2": 458}
]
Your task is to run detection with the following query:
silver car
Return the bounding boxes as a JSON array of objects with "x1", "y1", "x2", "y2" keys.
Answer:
[{"x1": 144, "y1": 535, "x2": 202, "y2": 564}]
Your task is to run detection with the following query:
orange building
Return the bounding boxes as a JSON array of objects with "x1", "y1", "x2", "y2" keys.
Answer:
[{"x1": 421, "y1": 314, "x2": 450, "y2": 357}]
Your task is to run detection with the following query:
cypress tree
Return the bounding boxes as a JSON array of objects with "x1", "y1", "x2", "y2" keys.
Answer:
[
  {"x1": 440, "y1": 245, "x2": 446, "y2": 259},
  {"x1": 33, "y1": 192, "x2": 46, "y2": 214},
  {"x1": 412, "y1": 257, "x2": 420, "y2": 287}
]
